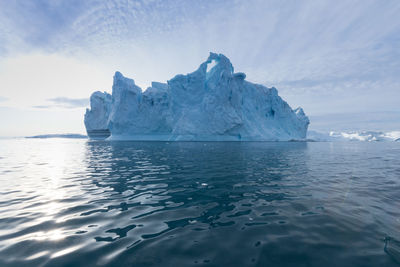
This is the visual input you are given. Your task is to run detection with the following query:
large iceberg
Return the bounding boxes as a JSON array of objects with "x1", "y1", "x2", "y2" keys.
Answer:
[{"x1": 84, "y1": 53, "x2": 309, "y2": 141}]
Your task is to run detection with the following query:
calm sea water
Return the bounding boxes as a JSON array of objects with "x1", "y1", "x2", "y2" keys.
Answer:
[{"x1": 0, "y1": 139, "x2": 399, "y2": 267}]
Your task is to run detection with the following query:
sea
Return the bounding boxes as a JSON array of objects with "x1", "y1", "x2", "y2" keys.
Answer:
[{"x1": 0, "y1": 138, "x2": 399, "y2": 266}]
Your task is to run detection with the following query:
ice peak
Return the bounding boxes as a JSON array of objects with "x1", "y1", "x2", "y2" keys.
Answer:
[
  {"x1": 112, "y1": 71, "x2": 141, "y2": 95},
  {"x1": 113, "y1": 71, "x2": 134, "y2": 84},
  {"x1": 206, "y1": 52, "x2": 234, "y2": 74},
  {"x1": 294, "y1": 107, "x2": 305, "y2": 116},
  {"x1": 114, "y1": 71, "x2": 123, "y2": 78},
  {"x1": 294, "y1": 107, "x2": 309, "y2": 125}
]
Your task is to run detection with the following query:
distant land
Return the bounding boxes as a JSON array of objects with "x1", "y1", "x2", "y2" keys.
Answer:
[{"x1": 26, "y1": 134, "x2": 87, "y2": 139}]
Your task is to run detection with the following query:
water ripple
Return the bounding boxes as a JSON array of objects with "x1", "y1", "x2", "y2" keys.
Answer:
[{"x1": 0, "y1": 139, "x2": 399, "y2": 266}]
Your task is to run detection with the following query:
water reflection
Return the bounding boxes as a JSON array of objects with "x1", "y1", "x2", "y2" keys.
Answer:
[
  {"x1": 1, "y1": 139, "x2": 399, "y2": 266},
  {"x1": 80, "y1": 141, "x2": 313, "y2": 264}
]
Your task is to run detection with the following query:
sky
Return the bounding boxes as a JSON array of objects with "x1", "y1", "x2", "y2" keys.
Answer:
[{"x1": 0, "y1": 0, "x2": 399, "y2": 136}]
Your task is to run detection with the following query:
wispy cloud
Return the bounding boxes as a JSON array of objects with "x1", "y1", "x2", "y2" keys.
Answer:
[
  {"x1": 0, "y1": 0, "x2": 91, "y2": 56},
  {"x1": 32, "y1": 97, "x2": 89, "y2": 109},
  {"x1": 32, "y1": 105, "x2": 51, "y2": 109},
  {"x1": 47, "y1": 97, "x2": 89, "y2": 108},
  {"x1": 1, "y1": 0, "x2": 400, "y2": 133}
]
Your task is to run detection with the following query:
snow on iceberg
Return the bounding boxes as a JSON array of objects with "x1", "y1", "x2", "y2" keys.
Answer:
[{"x1": 84, "y1": 52, "x2": 309, "y2": 141}]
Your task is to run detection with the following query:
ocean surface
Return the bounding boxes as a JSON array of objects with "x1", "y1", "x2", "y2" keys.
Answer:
[{"x1": 0, "y1": 139, "x2": 399, "y2": 267}]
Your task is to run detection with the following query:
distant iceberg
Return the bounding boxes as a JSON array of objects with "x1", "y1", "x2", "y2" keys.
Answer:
[
  {"x1": 307, "y1": 130, "x2": 400, "y2": 142},
  {"x1": 84, "y1": 53, "x2": 309, "y2": 141}
]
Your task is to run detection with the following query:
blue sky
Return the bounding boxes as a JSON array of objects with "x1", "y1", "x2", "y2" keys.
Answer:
[{"x1": 0, "y1": 0, "x2": 399, "y2": 135}]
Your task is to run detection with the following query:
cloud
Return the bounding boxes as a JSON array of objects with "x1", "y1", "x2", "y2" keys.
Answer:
[
  {"x1": 0, "y1": 0, "x2": 91, "y2": 56},
  {"x1": 309, "y1": 111, "x2": 400, "y2": 132},
  {"x1": 1, "y1": 0, "x2": 400, "y2": 135},
  {"x1": 47, "y1": 97, "x2": 89, "y2": 108},
  {"x1": 32, "y1": 105, "x2": 51, "y2": 109},
  {"x1": 32, "y1": 97, "x2": 89, "y2": 109},
  {"x1": 0, "y1": 53, "x2": 111, "y2": 108}
]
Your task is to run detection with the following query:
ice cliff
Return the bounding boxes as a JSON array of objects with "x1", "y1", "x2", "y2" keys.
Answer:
[{"x1": 84, "y1": 52, "x2": 309, "y2": 141}]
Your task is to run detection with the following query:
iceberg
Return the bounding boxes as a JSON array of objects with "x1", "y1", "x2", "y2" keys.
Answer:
[
  {"x1": 84, "y1": 53, "x2": 309, "y2": 141},
  {"x1": 307, "y1": 130, "x2": 400, "y2": 142},
  {"x1": 84, "y1": 91, "x2": 112, "y2": 139}
]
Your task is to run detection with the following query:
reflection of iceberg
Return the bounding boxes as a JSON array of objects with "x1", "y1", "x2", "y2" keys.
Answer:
[
  {"x1": 307, "y1": 130, "x2": 400, "y2": 142},
  {"x1": 82, "y1": 141, "x2": 309, "y2": 251},
  {"x1": 84, "y1": 53, "x2": 309, "y2": 141}
]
